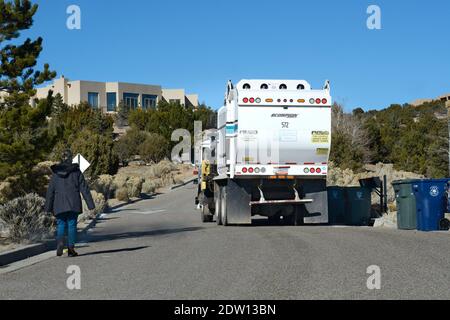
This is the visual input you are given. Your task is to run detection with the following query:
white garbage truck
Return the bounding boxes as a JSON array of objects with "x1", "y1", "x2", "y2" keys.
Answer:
[{"x1": 211, "y1": 79, "x2": 332, "y2": 226}]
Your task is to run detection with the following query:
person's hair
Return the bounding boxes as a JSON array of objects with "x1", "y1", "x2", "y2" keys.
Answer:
[{"x1": 61, "y1": 149, "x2": 73, "y2": 164}]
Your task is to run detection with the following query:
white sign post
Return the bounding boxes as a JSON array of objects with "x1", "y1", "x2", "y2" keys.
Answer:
[{"x1": 72, "y1": 154, "x2": 90, "y2": 173}]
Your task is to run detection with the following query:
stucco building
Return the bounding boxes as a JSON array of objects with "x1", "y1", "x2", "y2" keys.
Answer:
[{"x1": 33, "y1": 76, "x2": 199, "y2": 113}]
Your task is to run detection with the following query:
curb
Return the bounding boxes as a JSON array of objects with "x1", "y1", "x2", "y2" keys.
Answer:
[
  {"x1": 0, "y1": 214, "x2": 99, "y2": 267},
  {"x1": 171, "y1": 177, "x2": 196, "y2": 190}
]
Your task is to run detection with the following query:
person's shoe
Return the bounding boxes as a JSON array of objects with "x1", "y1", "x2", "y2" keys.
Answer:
[
  {"x1": 56, "y1": 240, "x2": 64, "y2": 257},
  {"x1": 68, "y1": 247, "x2": 78, "y2": 257}
]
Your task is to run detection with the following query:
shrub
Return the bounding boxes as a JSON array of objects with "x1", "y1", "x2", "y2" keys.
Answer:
[
  {"x1": 114, "y1": 128, "x2": 148, "y2": 165},
  {"x1": 0, "y1": 194, "x2": 55, "y2": 243},
  {"x1": 113, "y1": 174, "x2": 129, "y2": 190},
  {"x1": 115, "y1": 187, "x2": 129, "y2": 202},
  {"x1": 126, "y1": 177, "x2": 144, "y2": 198},
  {"x1": 92, "y1": 174, "x2": 114, "y2": 200},
  {"x1": 152, "y1": 160, "x2": 177, "y2": 178},
  {"x1": 69, "y1": 129, "x2": 119, "y2": 178},
  {"x1": 142, "y1": 180, "x2": 157, "y2": 194},
  {"x1": 0, "y1": 161, "x2": 56, "y2": 203},
  {"x1": 0, "y1": 180, "x2": 13, "y2": 204},
  {"x1": 139, "y1": 133, "x2": 169, "y2": 164},
  {"x1": 81, "y1": 190, "x2": 106, "y2": 221}
]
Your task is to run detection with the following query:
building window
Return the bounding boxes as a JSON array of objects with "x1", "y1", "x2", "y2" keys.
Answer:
[
  {"x1": 88, "y1": 92, "x2": 99, "y2": 108},
  {"x1": 107, "y1": 92, "x2": 117, "y2": 112},
  {"x1": 142, "y1": 94, "x2": 157, "y2": 109},
  {"x1": 123, "y1": 93, "x2": 139, "y2": 109}
]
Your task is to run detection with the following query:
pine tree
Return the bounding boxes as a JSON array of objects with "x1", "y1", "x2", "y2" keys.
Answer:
[
  {"x1": 0, "y1": 0, "x2": 56, "y2": 108},
  {"x1": 0, "y1": 1, "x2": 56, "y2": 200}
]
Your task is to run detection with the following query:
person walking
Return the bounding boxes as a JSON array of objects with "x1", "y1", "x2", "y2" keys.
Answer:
[{"x1": 45, "y1": 150, "x2": 95, "y2": 257}]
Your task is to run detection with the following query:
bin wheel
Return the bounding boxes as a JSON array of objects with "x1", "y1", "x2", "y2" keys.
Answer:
[{"x1": 439, "y1": 218, "x2": 450, "y2": 231}]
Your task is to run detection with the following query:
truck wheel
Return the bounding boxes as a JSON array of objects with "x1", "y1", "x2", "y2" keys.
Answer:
[
  {"x1": 215, "y1": 187, "x2": 222, "y2": 225},
  {"x1": 221, "y1": 186, "x2": 228, "y2": 226}
]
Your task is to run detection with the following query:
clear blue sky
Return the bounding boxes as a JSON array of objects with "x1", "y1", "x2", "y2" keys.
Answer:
[{"x1": 28, "y1": 0, "x2": 450, "y2": 111}]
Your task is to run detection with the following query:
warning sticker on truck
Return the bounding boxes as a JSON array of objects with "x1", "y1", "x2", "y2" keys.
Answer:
[
  {"x1": 316, "y1": 148, "x2": 329, "y2": 155},
  {"x1": 311, "y1": 131, "x2": 330, "y2": 144}
]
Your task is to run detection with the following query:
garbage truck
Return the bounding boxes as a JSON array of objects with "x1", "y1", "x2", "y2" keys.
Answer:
[
  {"x1": 206, "y1": 79, "x2": 332, "y2": 225},
  {"x1": 194, "y1": 129, "x2": 218, "y2": 222}
]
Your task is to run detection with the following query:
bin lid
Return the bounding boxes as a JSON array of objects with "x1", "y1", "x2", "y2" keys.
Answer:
[
  {"x1": 408, "y1": 178, "x2": 450, "y2": 185},
  {"x1": 392, "y1": 179, "x2": 422, "y2": 185}
]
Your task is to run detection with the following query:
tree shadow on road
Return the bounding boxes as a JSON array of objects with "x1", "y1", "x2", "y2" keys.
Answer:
[
  {"x1": 79, "y1": 246, "x2": 149, "y2": 257},
  {"x1": 84, "y1": 226, "x2": 205, "y2": 244}
]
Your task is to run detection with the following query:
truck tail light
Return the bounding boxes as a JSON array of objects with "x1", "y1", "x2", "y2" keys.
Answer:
[
  {"x1": 310, "y1": 168, "x2": 316, "y2": 173},
  {"x1": 242, "y1": 167, "x2": 248, "y2": 173},
  {"x1": 316, "y1": 168, "x2": 321, "y2": 174},
  {"x1": 249, "y1": 98, "x2": 255, "y2": 103},
  {"x1": 248, "y1": 167, "x2": 254, "y2": 173},
  {"x1": 243, "y1": 98, "x2": 249, "y2": 103},
  {"x1": 322, "y1": 98, "x2": 328, "y2": 104},
  {"x1": 315, "y1": 98, "x2": 321, "y2": 104}
]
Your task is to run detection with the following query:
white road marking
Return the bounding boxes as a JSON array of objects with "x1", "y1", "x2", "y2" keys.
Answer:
[{"x1": 128, "y1": 209, "x2": 166, "y2": 215}]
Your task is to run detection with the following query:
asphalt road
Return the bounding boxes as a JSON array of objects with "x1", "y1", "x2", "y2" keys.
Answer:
[{"x1": 0, "y1": 183, "x2": 449, "y2": 300}]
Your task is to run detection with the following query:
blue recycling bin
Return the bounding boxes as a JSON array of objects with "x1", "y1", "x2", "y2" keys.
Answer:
[{"x1": 412, "y1": 179, "x2": 449, "y2": 232}]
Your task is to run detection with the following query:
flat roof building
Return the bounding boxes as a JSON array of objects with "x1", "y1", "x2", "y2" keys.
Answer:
[
  {"x1": 409, "y1": 93, "x2": 450, "y2": 107},
  {"x1": 34, "y1": 76, "x2": 199, "y2": 112}
]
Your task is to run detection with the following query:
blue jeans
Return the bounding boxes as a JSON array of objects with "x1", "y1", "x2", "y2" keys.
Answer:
[{"x1": 56, "y1": 212, "x2": 78, "y2": 247}]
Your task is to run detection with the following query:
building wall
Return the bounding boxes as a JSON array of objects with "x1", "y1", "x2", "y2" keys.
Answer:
[
  {"x1": 117, "y1": 82, "x2": 162, "y2": 109},
  {"x1": 32, "y1": 77, "x2": 198, "y2": 111},
  {"x1": 162, "y1": 89, "x2": 185, "y2": 105},
  {"x1": 79, "y1": 80, "x2": 107, "y2": 110},
  {"x1": 186, "y1": 94, "x2": 199, "y2": 107},
  {"x1": 35, "y1": 77, "x2": 68, "y2": 102}
]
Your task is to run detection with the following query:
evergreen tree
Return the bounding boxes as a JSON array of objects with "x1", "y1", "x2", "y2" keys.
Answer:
[{"x1": 0, "y1": 0, "x2": 56, "y2": 108}]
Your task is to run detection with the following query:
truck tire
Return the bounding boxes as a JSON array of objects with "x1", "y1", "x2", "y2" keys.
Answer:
[
  {"x1": 221, "y1": 186, "x2": 228, "y2": 226},
  {"x1": 215, "y1": 187, "x2": 222, "y2": 225}
]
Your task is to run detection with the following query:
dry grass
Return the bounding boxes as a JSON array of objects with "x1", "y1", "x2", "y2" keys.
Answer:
[
  {"x1": 115, "y1": 187, "x2": 129, "y2": 202},
  {"x1": 126, "y1": 177, "x2": 144, "y2": 198},
  {"x1": 80, "y1": 191, "x2": 106, "y2": 222},
  {"x1": 92, "y1": 174, "x2": 115, "y2": 200}
]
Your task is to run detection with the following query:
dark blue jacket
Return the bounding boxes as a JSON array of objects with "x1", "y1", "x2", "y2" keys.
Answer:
[{"x1": 44, "y1": 163, "x2": 95, "y2": 216}]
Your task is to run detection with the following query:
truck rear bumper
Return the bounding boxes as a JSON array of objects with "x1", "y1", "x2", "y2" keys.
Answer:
[{"x1": 214, "y1": 178, "x2": 328, "y2": 224}]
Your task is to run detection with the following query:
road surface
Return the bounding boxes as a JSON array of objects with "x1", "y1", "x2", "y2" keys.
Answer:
[{"x1": 0, "y1": 183, "x2": 449, "y2": 299}]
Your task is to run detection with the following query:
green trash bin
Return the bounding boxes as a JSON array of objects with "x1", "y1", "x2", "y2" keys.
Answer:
[
  {"x1": 392, "y1": 180, "x2": 417, "y2": 230},
  {"x1": 345, "y1": 187, "x2": 372, "y2": 226},
  {"x1": 327, "y1": 187, "x2": 346, "y2": 224}
]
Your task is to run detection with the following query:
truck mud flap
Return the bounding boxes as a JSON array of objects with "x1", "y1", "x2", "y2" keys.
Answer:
[
  {"x1": 225, "y1": 179, "x2": 252, "y2": 225},
  {"x1": 302, "y1": 179, "x2": 328, "y2": 224}
]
